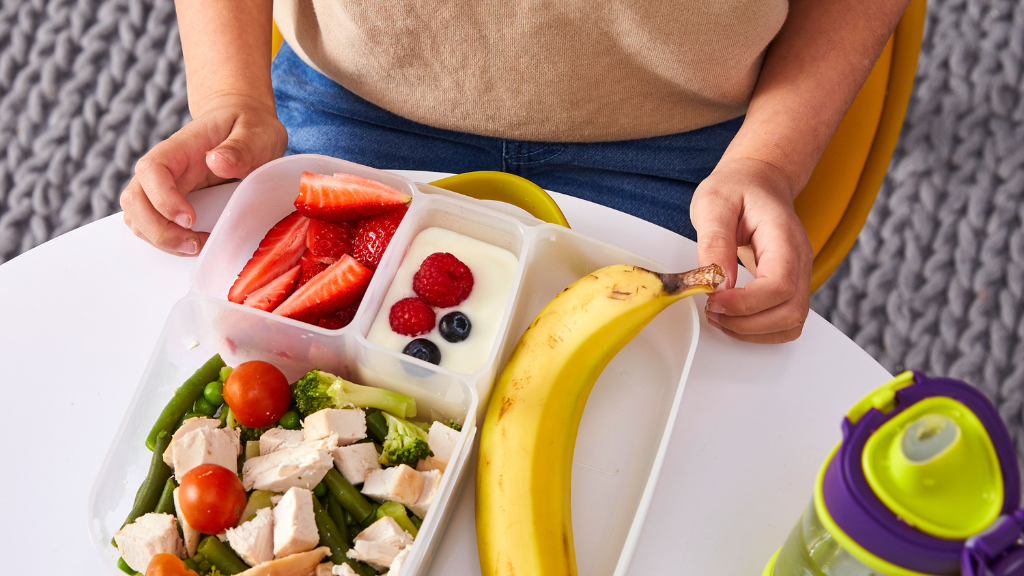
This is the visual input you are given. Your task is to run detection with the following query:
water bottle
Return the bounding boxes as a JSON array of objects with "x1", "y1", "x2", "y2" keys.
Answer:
[{"x1": 764, "y1": 371, "x2": 1023, "y2": 576}]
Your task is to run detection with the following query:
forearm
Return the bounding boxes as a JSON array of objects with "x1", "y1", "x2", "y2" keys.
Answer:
[
  {"x1": 174, "y1": 0, "x2": 275, "y2": 116},
  {"x1": 721, "y1": 0, "x2": 910, "y2": 200}
]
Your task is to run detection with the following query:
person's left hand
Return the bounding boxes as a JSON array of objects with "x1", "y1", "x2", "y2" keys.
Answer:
[{"x1": 689, "y1": 157, "x2": 813, "y2": 343}]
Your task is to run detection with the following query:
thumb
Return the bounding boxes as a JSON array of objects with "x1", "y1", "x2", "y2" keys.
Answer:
[
  {"x1": 691, "y1": 188, "x2": 740, "y2": 291},
  {"x1": 206, "y1": 121, "x2": 284, "y2": 180}
]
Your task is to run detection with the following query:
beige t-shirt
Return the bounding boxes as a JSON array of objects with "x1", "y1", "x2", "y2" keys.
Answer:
[{"x1": 274, "y1": 0, "x2": 788, "y2": 142}]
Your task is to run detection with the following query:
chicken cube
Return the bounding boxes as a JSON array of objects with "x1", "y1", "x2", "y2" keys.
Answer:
[
  {"x1": 172, "y1": 488, "x2": 200, "y2": 557},
  {"x1": 260, "y1": 428, "x2": 305, "y2": 455},
  {"x1": 388, "y1": 546, "x2": 412, "y2": 576},
  {"x1": 345, "y1": 516, "x2": 413, "y2": 571},
  {"x1": 361, "y1": 465, "x2": 423, "y2": 508},
  {"x1": 416, "y1": 422, "x2": 460, "y2": 473},
  {"x1": 113, "y1": 513, "x2": 184, "y2": 573},
  {"x1": 172, "y1": 426, "x2": 242, "y2": 480},
  {"x1": 409, "y1": 469, "x2": 442, "y2": 519},
  {"x1": 315, "y1": 561, "x2": 335, "y2": 576},
  {"x1": 225, "y1": 507, "x2": 275, "y2": 566},
  {"x1": 274, "y1": 487, "x2": 320, "y2": 558},
  {"x1": 331, "y1": 563, "x2": 358, "y2": 576},
  {"x1": 162, "y1": 417, "x2": 222, "y2": 466},
  {"x1": 242, "y1": 443, "x2": 334, "y2": 492},
  {"x1": 303, "y1": 409, "x2": 366, "y2": 446},
  {"x1": 332, "y1": 443, "x2": 381, "y2": 485}
]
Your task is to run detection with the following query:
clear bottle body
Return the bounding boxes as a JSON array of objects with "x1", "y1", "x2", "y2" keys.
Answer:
[{"x1": 772, "y1": 501, "x2": 885, "y2": 576}]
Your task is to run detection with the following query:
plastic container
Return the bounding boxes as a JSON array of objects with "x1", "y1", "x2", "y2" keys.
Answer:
[{"x1": 88, "y1": 155, "x2": 702, "y2": 576}]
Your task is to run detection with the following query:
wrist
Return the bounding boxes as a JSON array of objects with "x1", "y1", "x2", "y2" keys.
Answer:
[
  {"x1": 190, "y1": 89, "x2": 277, "y2": 120},
  {"x1": 710, "y1": 155, "x2": 799, "y2": 204}
]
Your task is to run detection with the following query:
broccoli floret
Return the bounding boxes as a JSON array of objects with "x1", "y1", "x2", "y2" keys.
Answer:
[
  {"x1": 446, "y1": 419, "x2": 462, "y2": 432},
  {"x1": 238, "y1": 426, "x2": 269, "y2": 444},
  {"x1": 293, "y1": 370, "x2": 417, "y2": 419},
  {"x1": 379, "y1": 412, "x2": 433, "y2": 468}
]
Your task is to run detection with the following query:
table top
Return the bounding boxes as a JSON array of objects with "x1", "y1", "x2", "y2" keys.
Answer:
[{"x1": 0, "y1": 171, "x2": 891, "y2": 574}]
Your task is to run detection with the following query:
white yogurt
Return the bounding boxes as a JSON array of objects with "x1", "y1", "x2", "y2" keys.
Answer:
[{"x1": 366, "y1": 227, "x2": 519, "y2": 373}]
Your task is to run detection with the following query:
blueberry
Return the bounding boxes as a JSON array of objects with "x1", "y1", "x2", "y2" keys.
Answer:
[
  {"x1": 403, "y1": 338, "x2": 441, "y2": 365},
  {"x1": 439, "y1": 311, "x2": 472, "y2": 343}
]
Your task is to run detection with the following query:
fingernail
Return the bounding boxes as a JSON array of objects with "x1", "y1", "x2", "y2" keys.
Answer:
[
  {"x1": 175, "y1": 214, "x2": 193, "y2": 229},
  {"x1": 707, "y1": 301, "x2": 726, "y2": 314},
  {"x1": 178, "y1": 239, "x2": 198, "y2": 255},
  {"x1": 705, "y1": 310, "x2": 720, "y2": 323},
  {"x1": 207, "y1": 149, "x2": 236, "y2": 167}
]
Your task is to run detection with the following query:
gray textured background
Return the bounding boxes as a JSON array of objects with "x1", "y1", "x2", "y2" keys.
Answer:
[{"x1": 3, "y1": 1, "x2": 1024, "y2": 452}]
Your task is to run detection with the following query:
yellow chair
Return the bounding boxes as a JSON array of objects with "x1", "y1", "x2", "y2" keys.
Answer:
[
  {"x1": 272, "y1": 1, "x2": 926, "y2": 292},
  {"x1": 796, "y1": 0, "x2": 926, "y2": 291}
]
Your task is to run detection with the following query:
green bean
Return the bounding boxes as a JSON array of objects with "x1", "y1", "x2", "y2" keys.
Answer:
[
  {"x1": 153, "y1": 477, "x2": 177, "y2": 515},
  {"x1": 323, "y1": 468, "x2": 374, "y2": 523},
  {"x1": 116, "y1": 557, "x2": 139, "y2": 575},
  {"x1": 146, "y1": 354, "x2": 226, "y2": 451},
  {"x1": 238, "y1": 490, "x2": 276, "y2": 525},
  {"x1": 410, "y1": 512, "x2": 423, "y2": 530},
  {"x1": 219, "y1": 366, "x2": 233, "y2": 382},
  {"x1": 197, "y1": 535, "x2": 248, "y2": 575},
  {"x1": 245, "y1": 440, "x2": 261, "y2": 460},
  {"x1": 114, "y1": 431, "x2": 173, "y2": 545},
  {"x1": 325, "y1": 492, "x2": 349, "y2": 544},
  {"x1": 364, "y1": 409, "x2": 388, "y2": 443},
  {"x1": 376, "y1": 501, "x2": 418, "y2": 536},
  {"x1": 360, "y1": 504, "x2": 380, "y2": 529},
  {"x1": 313, "y1": 481, "x2": 328, "y2": 498},
  {"x1": 313, "y1": 496, "x2": 376, "y2": 576},
  {"x1": 183, "y1": 558, "x2": 201, "y2": 572},
  {"x1": 204, "y1": 381, "x2": 224, "y2": 406}
]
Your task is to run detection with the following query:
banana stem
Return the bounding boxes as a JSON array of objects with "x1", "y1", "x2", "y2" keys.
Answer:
[{"x1": 653, "y1": 263, "x2": 726, "y2": 294}]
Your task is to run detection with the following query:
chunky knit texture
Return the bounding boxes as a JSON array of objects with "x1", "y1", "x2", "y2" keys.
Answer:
[{"x1": 3, "y1": 1, "x2": 1024, "y2": 458}]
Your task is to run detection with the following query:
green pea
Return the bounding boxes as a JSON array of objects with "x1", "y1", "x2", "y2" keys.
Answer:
[
  {"x1": 204, "y1": 381, "x2": 224, "y2": 406},
  {"x1": 193, "y1": 397, "x2": 217, "y2": 417},
  {"x1": 279, "y1": 411, "x2": 301, "y2": 430},
  {"x1": 178, "y1": 412, "x2": 200, "y2": 427},
  {"x1": 313, "y1": 481, "x2": 328, "y2": 498}
]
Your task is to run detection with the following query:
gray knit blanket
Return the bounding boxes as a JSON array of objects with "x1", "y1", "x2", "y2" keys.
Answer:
[{"x1": 3, "y1": 1, "x2": 1024, "y2": 453}]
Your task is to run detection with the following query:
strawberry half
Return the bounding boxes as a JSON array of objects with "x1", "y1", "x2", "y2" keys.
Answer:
[
  {"x1": 295, "y1": 172, "x2": 411, "y2": 221},
  {"x1": 351, "y1": 205, "x2": 408, "y2": 271},
  {"x1": 318, "y1": 301, "x2": 359, "y2": 330},
  {"x1": 307, "y1": 219, "x2": 355, "y2": 258},
  {"x1": 242, "y1": 265, "x2": 301, "y2": 312},
  {"x1": 228, "y1": 213, "x2": 310, "y2": 304},
  {"x1": 274, "y1": 254, "x2": 372, "y2": 323},
  {"x1": 298, "y1": 252, "x2": 338, "y2": 289}
]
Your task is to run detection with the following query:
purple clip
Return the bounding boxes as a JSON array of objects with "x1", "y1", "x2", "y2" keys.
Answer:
[{"x1": 963, "y1": 511, "x2": 1024, "y2": 576}]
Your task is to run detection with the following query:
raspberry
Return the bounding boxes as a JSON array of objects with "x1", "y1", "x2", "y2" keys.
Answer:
[
  {"x1": 389, "y1": 297, "x2": 436, "y2": 336},
  {"x1": 413, "y1": 252, "x2": 474, "y2": 308}
]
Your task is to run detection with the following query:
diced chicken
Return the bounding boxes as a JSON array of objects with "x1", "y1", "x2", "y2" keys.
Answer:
[
  {"x1": 113, "y1": 513, "x2": 184, "y2": 573},
  {"x1": 236, "y1": 547, "x2": 329, "y2": 576},
  {"x1": 346, "y1": 516, "x2": 413, "y2": 571},
  {"x1": 409, "y1": 469, "x2": 442, "y2": 519},
  {"x1": 271, "y1": 494, "x2": 284, "y2": 506},
  {"x1": 332, "y1": 443, "x2": 381, "y2": 485},
  {"x1": 260, "y1": 428, "x2": 305, "y2": 455},
  {"x1": 416, "y1": 422, "x2": 460, "y2": 473},
  {"x1": 315, "y1": 561, "x2": 335, "y2": 576},
  {"x1": 242, "y1": 443, "x2": 334, "y2": 492},
  {"x1": 274, "y1": 487, "x2": 320, "y2": 558},
  {"x1": 361, "y1": 464, "x2": 423, "y2": 508},
  {"x1": 303, "y1": 409, "x2": 366, "y2": 446},
  {"x1": 172, "y1": 488, "x2": 200, "y2": 557},
  {"x1": 163, "y1": 417, "x2": 222, "y2": 466},
  {"x1": 172, "y1": 426, "x2": 242, "y2": 480},
  {"x1": 331, "y1": 562, "x2": 358, "y2": 575},
  {"x1": 388, "y1": 546, "x2": 412, "y2": 576},
  {"x1": 226, "y1": 507, "x2": 275, "y2": 567}
]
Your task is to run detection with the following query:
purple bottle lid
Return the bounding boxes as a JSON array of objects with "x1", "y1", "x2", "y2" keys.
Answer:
[
  {"x1": 818, "y1": 372, "x2": 1020, "y2": 575},
  {"x1": 962, "y1": 510, "x2": 1024, "y2": 576}
]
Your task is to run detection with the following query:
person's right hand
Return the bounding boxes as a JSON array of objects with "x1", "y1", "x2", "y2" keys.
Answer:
[{"x1": 120, "y1": 94, "x2": 287, "y2": 255}]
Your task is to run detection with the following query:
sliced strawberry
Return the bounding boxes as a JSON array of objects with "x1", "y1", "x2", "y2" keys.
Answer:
[
  {"x1": 294, "y1": 172, "x2": 411, "y2": 221},
  {"x1": 318, "y1": 301, "x2": 359, "y2": 330},
  {"x1": 307, "y1": 219, "x2": 355, "y2": 258},
  {"x1": 228, "y1": 213, "x2": 310, "y2": 304},
  {"x1": 351, "y1": 205, "x2": 408, "y2": 271},
  {"x1": 298, "y1": 252, "x2": 338, "y2": 289},
  {"x1": 242, "y1": 265, "x2": 302, "y2": 312},
  {"x1": 274, "y1": 255, "x2": 372, "y2": 323}
]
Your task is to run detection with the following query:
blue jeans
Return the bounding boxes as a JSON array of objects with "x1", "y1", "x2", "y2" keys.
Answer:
[{"x1": 272, "y1": 43, "x2": 742, "y2": 239}]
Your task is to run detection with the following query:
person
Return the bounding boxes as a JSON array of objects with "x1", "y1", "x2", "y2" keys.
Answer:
[{"x1": 120, "y1": 0, "x2": 911, "y2": 344}]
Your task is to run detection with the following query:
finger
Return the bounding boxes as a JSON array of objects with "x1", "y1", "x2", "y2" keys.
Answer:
[
  {"x1": 705, "y1": 298, "x2": 807, "y2": 335},
  {"x1": 706, "y1": 314, "x2": 803, "y2": 344},
  {"x1": 690, "y1": 185, "x2": 741, "y2": 290},
  {"x1": 205, "y1": 119, "x2": 280, "y2": 180},
  {"x1": 124, "y1": 184, "x2": 203, "y2": 256},
  {"x1": 135, "y1": 154, "x2": 197, "y2": 231}
]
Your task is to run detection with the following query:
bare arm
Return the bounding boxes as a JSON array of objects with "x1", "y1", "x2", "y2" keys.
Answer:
[
  {"x1": 120, "y1": 0, "x2": 285, "y2": 255},
  {"x1": 691, "y1": 0, "x2": 911, "y2": 343}
]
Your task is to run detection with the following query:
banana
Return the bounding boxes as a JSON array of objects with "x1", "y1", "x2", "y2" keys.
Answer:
[{"x1": 476, "y1": 263, "x2": 725, "y2": 576}]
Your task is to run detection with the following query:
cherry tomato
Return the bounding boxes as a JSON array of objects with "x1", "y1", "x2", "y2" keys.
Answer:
[
  {"x1": 223, "y1": 360, "x2": 291, "y2": 427},
  {"x1": 178, "y1": 463, "x2": 247, "y2": 534},
  {"x1": 146, "y1": 553, "x2": 199, "y2": 576}
]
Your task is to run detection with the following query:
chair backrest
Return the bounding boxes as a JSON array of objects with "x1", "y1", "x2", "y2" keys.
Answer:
[{"x1": 796, "y1": 0, "x2": 926, "y2": 292}]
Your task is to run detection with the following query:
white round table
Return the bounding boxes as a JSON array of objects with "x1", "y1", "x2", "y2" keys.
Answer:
[{"x1": 0, "y1": 172, "x2": 891, "y2": 574}]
